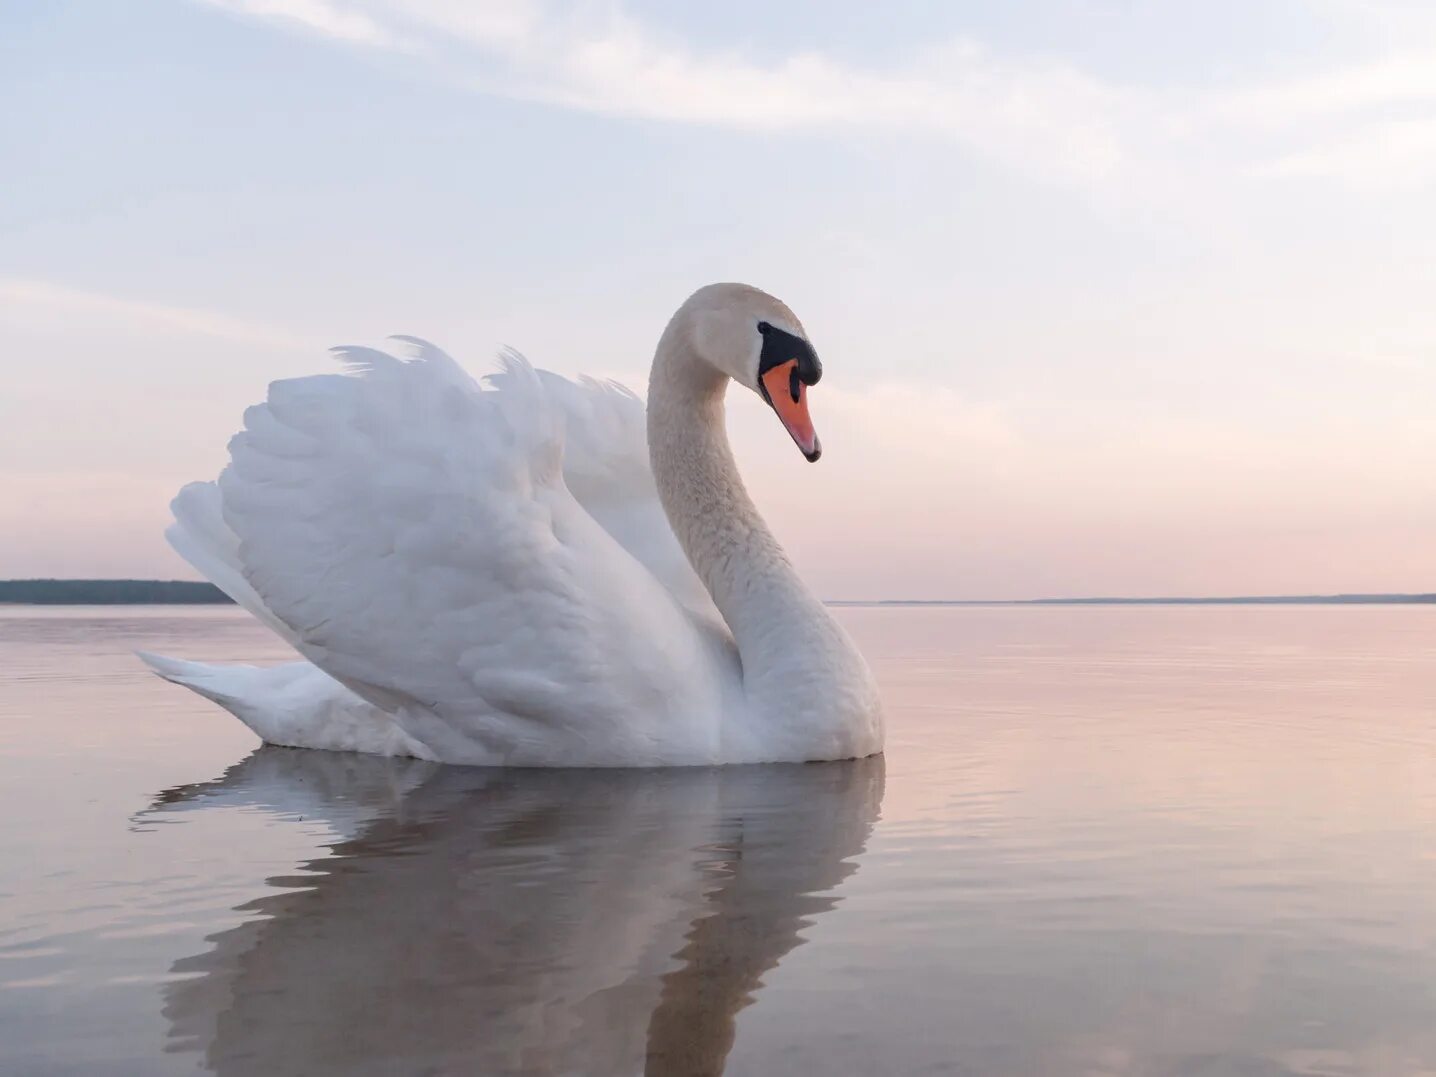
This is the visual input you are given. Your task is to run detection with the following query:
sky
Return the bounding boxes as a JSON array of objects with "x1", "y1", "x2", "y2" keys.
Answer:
[{"x1": 2, "y1": 0, "x2": 1435, "y2": 600}]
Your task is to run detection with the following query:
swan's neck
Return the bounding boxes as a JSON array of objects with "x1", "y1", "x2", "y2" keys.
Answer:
[{"x1": 646, "y1": 325, "x2": 848, "y2": 714}]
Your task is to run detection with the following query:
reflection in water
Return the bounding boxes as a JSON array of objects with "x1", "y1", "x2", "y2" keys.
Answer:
[{"x1": 146, "y1": 749, "x2": 884, "y2": 1077}]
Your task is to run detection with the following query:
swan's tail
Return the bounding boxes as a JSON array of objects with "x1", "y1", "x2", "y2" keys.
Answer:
[
  {"x1": 136, "y1": 651, "x2": 248, "y2": 707},
  {"x1": 136, "y1": 652, "x2": 434, "y2": 759}
]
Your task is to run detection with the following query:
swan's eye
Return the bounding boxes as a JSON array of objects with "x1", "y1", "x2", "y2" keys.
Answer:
[{"x1": 755, "y1": 323, "x2": 822, "y2": 386}]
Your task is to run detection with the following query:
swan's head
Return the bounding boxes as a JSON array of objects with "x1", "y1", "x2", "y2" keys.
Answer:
[{"x1": 684, "y1": 283, "x2": 824, "y2": 462}]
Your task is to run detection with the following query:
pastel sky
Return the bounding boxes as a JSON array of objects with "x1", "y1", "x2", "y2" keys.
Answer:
[{"x1": 3, "y1": 0, "x2": 1435, "y2": 599}]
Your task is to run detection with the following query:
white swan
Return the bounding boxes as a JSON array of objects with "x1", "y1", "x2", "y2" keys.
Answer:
[{"x1": 142, "y1": 283, "x2": 884, "y2": 766}]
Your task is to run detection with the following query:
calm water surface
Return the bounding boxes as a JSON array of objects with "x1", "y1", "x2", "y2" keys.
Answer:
[{"x1": 2, "y1": 605, "x2": 1436, "y2": 1076}]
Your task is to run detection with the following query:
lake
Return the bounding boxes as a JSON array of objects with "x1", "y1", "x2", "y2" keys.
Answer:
[{"x1": 2, "y1": 605, "x2": 1436, "y2": 1076}]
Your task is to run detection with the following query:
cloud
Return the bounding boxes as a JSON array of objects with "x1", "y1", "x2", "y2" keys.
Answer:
[
  {"x1": 197, "y1": 0, "x2": 1135, "y2": 184},
  {"x1": 198, "y1": 0, "x2": 402, "y2": 47},
  {"x1": 1216, "y1": 52, "x2": 1436, "y2": 125},
  {"x1": 1200, "y1": 41, "x2": 1436, "y2": 187},
  {"x1": 1253, "y1": 115, "x2": 1436, "y2": 187},
  {"x1": 0, "y1": 278, "x2": 315, "y2": 350},
  {"x1": 191, "y1": 1, "x2": 1436, "y2": 193},
  {"x1": 482, "y1": 26, "x2": 1129, "y2": 183}
]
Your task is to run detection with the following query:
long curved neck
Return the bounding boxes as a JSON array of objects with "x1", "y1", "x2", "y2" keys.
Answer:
[{"x1": 645, "y1": 320, "x2": 835, "y2": 703}]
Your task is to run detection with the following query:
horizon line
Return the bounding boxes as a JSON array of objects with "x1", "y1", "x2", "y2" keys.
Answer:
[
  {"x1": 1, "y1": 579, "x2": 1433, "y2": 607},
  {"x1": 831, "y1": 593, "x2": 1436, "y2": 606}
]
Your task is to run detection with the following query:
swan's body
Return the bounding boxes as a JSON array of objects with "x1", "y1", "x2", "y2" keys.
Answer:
[{"x1": 144, "y1": 284, "x2": 883, "y2": 766}]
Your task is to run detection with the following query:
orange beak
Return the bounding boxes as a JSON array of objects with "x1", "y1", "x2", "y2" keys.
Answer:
[{"x1": 761, "y1": 359, "x2": 821, "y2": 462}]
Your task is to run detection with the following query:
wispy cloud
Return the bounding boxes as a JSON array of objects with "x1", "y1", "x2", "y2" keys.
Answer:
[
  {"x1": 200, "y1": 0, "x2": 402, "y2": 47},
  {"x1": 193, "y1": 0, "x2": 1436, "y2": 193},
  {"x1": 0, "y1": 278, "x2": 314, "y2": 350},
  {"x1": 199, "y1": 0, "x2": 1136, "y2": 183},
  {"x1": 1254, "y1": 116, "x2": 1436, "y2": 186},
  {"x1": 1217, "y1": 52, "x2": 1436, "y2": 124},
  {"x1": 1200, "y1": 40, "x2": 1436, "y2": 186},
  {"x1": 469, "y1": 22, "x2": 1131, "y2": 184}
]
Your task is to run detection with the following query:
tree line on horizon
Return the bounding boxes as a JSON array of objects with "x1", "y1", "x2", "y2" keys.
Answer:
[
  {"x1": 2, "y1": 579, "x2": 1433, "y2": 606},
  {"x1": 0, "y1": 579, "x2": 234, "y2": 604}
]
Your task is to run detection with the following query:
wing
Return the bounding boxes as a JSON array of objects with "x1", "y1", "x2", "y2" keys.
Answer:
[
  {"x1": 176, "y1": 341, "x2": 735, "y2": 766},
  {"x1": 487, "y1": 359, "x2": 716, "y2": 618},
  {"x1": 169, "y1": 355, "x2": 716, "y2": 640}
]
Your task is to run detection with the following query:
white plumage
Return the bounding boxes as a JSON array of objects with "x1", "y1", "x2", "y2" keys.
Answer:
[{"x1": 144, "y1": 284, "x2": 884, "y2": 766}]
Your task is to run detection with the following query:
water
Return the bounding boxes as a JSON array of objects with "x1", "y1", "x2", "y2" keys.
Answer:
[{"x1": 2, "y1": 606, "x2": 1436, "y2": 1076}]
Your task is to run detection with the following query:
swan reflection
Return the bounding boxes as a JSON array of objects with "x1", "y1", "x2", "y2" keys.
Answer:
[{"x1": 148, "y1": 749, "x2": 883, "y2": 1076}]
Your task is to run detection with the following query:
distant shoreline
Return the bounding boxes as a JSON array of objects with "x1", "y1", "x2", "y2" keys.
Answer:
[
  {"x1": 830, "y1": 594, "x2": 1436, "y2": 607},
  {"x1": 0, "y1": 580, "x2": 234, "y2": 605},
  {"x1": 1, "y1": 579, "x2": 1433, "y2": 607}
]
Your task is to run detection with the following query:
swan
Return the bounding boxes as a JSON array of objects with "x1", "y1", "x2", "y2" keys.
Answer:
[{"x1": 141, "y1": 283, "x2": 884, "y2": 766}]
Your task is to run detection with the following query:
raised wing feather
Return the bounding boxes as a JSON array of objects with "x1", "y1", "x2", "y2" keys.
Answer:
[
  {"x1": 191, "y1": 342, "x2": 735, "y2": 766},
  {"x1": 487, "y1": 360, "x2": 715, "y2": 617}
]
